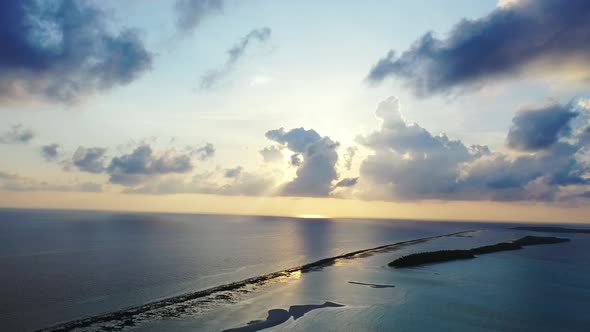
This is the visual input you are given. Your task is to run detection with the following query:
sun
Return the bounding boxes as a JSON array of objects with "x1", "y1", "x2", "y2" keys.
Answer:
[{"x1": 296, "y1": 214, "x2": 327, "y2": 219}]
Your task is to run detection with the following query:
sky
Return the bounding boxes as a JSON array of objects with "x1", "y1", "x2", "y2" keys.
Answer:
[{"x1": 1, "y1": 0, "x2": 590, "y2": 222}]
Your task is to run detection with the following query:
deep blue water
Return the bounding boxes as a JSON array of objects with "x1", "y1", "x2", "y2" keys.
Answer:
[{"x1": 0, "y1": 208, "x2": 588, "y2": 331}]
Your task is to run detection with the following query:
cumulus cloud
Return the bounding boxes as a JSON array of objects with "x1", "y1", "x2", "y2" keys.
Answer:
[
  {"x1": 265, "y1": 127, "x2": 321, "y2": 153},
  {"x1": 266, "y1": 127, "x2": 340, "y2": 197},
  {"x1": 174, "y1": 0, "x2": 223, "y2": 33},
  {"x1": 358, "y1": 97, "x2": 480, "y2": 199},
  {"x1": 0, "y1": 0, "x2": 152, "y2": 104},
  {"x1": 62, "y1": 142, "x2": 217, "y2": 188},
  {"x1": 41, "y1": 143, "x2": 60, "y2": 161},
  {"x1": 119, "y1": 128, "x2": 349, "y2": 198},
  {"x1": 71, "y1": 147, "x2": 107, "y2": 174},
  {"x1": 457, "y1": 142, "x2": 587, "y2": 201},
  {"x1": 259, "y1": 145, "x2": 283, "y2": 163},
  {"x1": 191, "y1": 143, "x2": 216, "y2": 161},
  {"x1": 107, "y1": 145, "x2": 194, "y2": 186},
  {"x1": 0, "y1": 125, "x2": 34, "y2": 144},
  {"x1": 506, "y1": 101, "x2": 579, "y2": 151},
  {"x1": 200, "y1": 27, "x2": 271, "y2": 89},
  {"x1": 357, "y1": 96, "x2": 590, "y2": 201},
  {"x1": 367, "y1": 0, "x2": 590, "y2": 97}
]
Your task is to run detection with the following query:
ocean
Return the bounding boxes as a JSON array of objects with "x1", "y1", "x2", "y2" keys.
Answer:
[{"x1": 0, "y1": 208, "x2": 588, "y2": 331}]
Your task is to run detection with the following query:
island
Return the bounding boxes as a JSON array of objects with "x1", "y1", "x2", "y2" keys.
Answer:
[
  {"x1": 389, "y1": 236, "x2": 570, "y2": 268},
  {"x1": 511, "y1": 226, "x2": 590, "y2": 234}
]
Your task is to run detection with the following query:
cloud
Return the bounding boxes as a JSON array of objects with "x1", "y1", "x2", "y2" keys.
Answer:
[
  {"x1": 0, "y1": 170, "x2": 102, "y2": 193},
  {"x1": 127, "y1": 169, "x2": 278, "y2": 196},
  {"x1": 191, "y1": 142, "x2": 216, "y2": 161},
  {"x1": 41, "y1": 143, "x2": 60, "y2": 161},
  {"x1": 357, "y1": 96, "x2": 589, "y2": 201},
  {"x1": 174, "y1": 0, "x2": 223, "y2": 33},
  {"x1": 343, "y1": 146, "x2": 357, "y2": 171},
  {"x1": 290, "y1": 154, "x2": 302, "y2": 167},
  {"x1": 266, "y1": 127, "x2": 340, "y2": 197},
  {"x1": 62, "y1": 142, "x2": 216, "y2": 188},
  {"x1": 224, "y1": 166, "x2": 243, "y2": 178},
  {"x1": 506, "y1": 101, "x2": 579, "y2": 151},
  {"x1": 335, "y1": 177, "x2": 358, "y2": 188},
  {"x1": 358, "y1": 97, "x2": 479, "y2": 199},
  {"x1": 118, "y1": 128, "x2": 347, "y2": 198},
  {"x1": 259, "y1": 145, "x2": 283, "y2": 163},
  {"x1": 0, "y1": 125, "x2": 34, "y2": 144},
  {"x1": 0, "y1": 171, "x2": 18, "y2": 180},
  {"x1": 367, "y1": 0, "x2": 590, "y2": 97},
  {"x1": 71, "y1": 147, "x2": 107, "y2": 174},
  {"x1": 107, "y1": 145, "x2": 194, "y2": 186},
  {"x1": 459, "y1": 141, "x2": 588, "y2": 201},
  {"x1": 0, "y1": 0, "x2": 152, "y2": 104},
  {"x1": 200, "y1": 27, "x2": 271, "y2": 89},
  {"x1": 78, "y1": 182, "x2": 103, "y2": 193},
  {"x1": 265, "y1": 127, "x2": 321, "y2": 153}
]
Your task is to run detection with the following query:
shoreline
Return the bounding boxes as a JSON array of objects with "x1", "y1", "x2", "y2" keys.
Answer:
[{"x1": 35, "y1": 230, "x2": 476, "y2": 332}]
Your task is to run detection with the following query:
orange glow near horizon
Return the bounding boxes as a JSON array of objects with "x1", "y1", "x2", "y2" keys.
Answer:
[{"x1": 1, "y1": 190, "x2": 590, "y2": 224}]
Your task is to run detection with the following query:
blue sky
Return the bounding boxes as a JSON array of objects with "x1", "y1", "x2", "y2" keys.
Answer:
[{"x1": 1, "y1": 0, "x2": 590, "y2": 221}]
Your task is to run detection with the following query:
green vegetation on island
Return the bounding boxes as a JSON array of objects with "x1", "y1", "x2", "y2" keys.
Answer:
[{"x1": 389, "y1": 236, "x2": 570, "y2": 268}]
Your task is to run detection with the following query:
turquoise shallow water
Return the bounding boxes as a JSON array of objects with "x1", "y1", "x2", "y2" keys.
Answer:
[{"x1": 158, "y1": 228, "x2": 590, "y2": 332}]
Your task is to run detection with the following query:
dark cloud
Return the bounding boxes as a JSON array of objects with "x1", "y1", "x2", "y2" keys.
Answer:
[
  {"x1": 174, "y1": 0, "x2": 223, "y2": 33},
  {"x1": 107, "y1": 145, "x2": 194, "y2": 186},
  {"x1": 507, "y1": 102, "x2": 579, "y2": 151},
  {"x1": 335, "y1": 177, "x2": 358, "y2": 188},
  {"x1": 65, "y1": 142, "x2": 215, "y2": 187},
  {"x1": 367, "y1": 0, "x2": 590, "y2": 97},
  {"x1": 200, "y1": 27, "x2": 271, "y2": 89},
  {"x1": 259, "y1": 145, "x2": 283, "y2": 163},
  {"x1": 72, "y1": 147, "x2": 107, "y2": 174},
  {"x1": 224, "y1": 166, "x2": 243, "y2": 178},
  {"x1": 41, "y1": 143, "x2": 60, "y2": 161},
  {"x1": 265, "y1": 127, "x2": 321, "y2": 153},
  {"x1": 290, "y1": 153, "x2": 302, "y2": 167},
  {"x1": 0, "y1": 125, "x2": 34, "y2": 144},
  {"x1": 458, "y1": 142, "x2": 587, "y2": 201},
  {"x1": 191, "y1": 143, "x2": 215, "y2": 161},
  {"x1": 579, "y1": 126, "x2": 590, "y2": 147},
  {"x1": 0, "y1": 0, "x2": 152, "y2": 104},
  {"x1": 266, "y1": 127, "x2": 340, "y2": 197},
  {"x1": 358, "y1": 97, "x2": 589, "y2": 201}
]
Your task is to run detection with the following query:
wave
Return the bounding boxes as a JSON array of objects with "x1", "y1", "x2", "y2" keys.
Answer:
[{"x1": 35, "y1": 230, "x2": 475, "y2": 332}]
